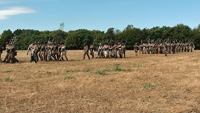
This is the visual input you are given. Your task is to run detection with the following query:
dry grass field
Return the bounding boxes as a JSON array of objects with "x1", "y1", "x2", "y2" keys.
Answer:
[{"x1": 0, "y1": 50, "x2": 200, "y2": 113}]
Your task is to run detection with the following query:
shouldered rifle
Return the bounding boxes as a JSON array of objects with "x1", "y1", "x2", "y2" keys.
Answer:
[
  {"x1": 52, "y1": 38, "x2": 55, "y2": 44},
  {"x1": 9, "y1": 37, "x2": 18, "y2": 45},
  {"x1": 125, "y1": 40, "x2": 128, "y2": 45},
  {"x1": 93, "y1": 39, "x2": 95, "y2": 45}
]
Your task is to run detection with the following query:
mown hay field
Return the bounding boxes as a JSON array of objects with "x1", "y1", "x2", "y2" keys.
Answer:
[{"x1": 0, "y1": 50, "x2": 200, "y2": 113}]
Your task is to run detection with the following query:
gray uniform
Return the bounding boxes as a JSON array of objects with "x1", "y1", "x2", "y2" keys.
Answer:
[
  {"x1": 48, "y1": 44, "x2": 57, "y2": 61},
  {"x1": 90, "y1": 45, "x2": 94, "y2": 58},
  {"x1": 103, "y1": 45, "x2": 109, "y2": 58},
  {"x1": 59, "y1": 45, "x2": 68, "y2": 61},
  {"x1": 27, "y1": 44, "x2": 34, "y2": 58},
  {"x1": 27, "y1": 44, "x2": 37, "y2": 63},
  {"x1": 39, "y1": 44, "x2": 45, "y2": 61},
  {"x1": 121, "y1": 44, "x2": 126, "y2": 58},
  {"x1": 97, "y1": 45, "x2": 103, "y2": 58},
  {"x1": 0, "y1": 47, "x2": 3, "y2": 62},
  {"x1": 108, "y1": 46, "x2": 113, "y2": 58},
  {"x1": 134, "y1": 44, "x2": 139, "y2": 56},
  {"x1": 113, "y1": 44, "x2": 118, "y2": 58},
  {"x1": 57, "y1": 44, "x2": 61, "y2": 60},
  {"x1": 44, "y1": 44, "x2": 49, "y2": 61},
  {"x1": 143, "y1": 43, "x2": 147, "y2": 54},
  {"x1": 7, "y1": 45, "x2": 18, "y2": 63},
  {"x1": 3, "y1": 44, "x2": 9, "y2": 62},
  {"x1": 83, "y1": 44, "x2": 90, "y2": 59},
  {"x1": 118, "y1": 44, "x2": 122, "y2": 58}
]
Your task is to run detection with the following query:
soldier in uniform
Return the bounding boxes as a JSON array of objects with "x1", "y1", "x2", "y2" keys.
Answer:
[
  {"x1": 59, "y1": 43, "x2": 68, "y2": 61},
  {"x1": 108, "y1": 44, "x2": 113, "y2": 58},
  {"x1": 96, "y1": 43, "x2": 103, "y2": 58},
  {"x1": 48, "y1": 42, "x2": 57, "y2": 61},
  {"x1": 89, "y1": 44, "x2": 94, "y2": 58},
  {"x1": 0, "y1": 46, "x2": 3, "y2": 63},
  {"x1": 167, "y1": 42, "x2": 171, "y2": 54},
  {"x1": 172, "y1": 41, "x2": 176, "y2": 54},
  {"x1": 39, "y1": 42, "x2": 45, "y2": 61},
  {"x1": 133, "y1": 43, "x2": 139, "y2": 56},
  {"x1": 118, "y1": 42, "x2": 123, "y2": 58},
  {"x1": 2, "y1": 42, "x2": 9, "y2": 62},
  {"x1": 146, "y1": 43, "x2": 150, "y2": 54},
  {"x1": 51, "y1": 42, "x2": 58, "y2": 60},
  {"x1": 34, "y1": 41, "x2": 39, "y2": 61},
  {"x1": 164, "y1": 43, "x2": 167, "y2": 56},
  {"x1": 27, "y1": 42, "x2": 35, "y2": 60},
  {"x1": 103, "y1": 43, "x2": 109, "y2": 58},
  {"x1": 27, "y1": 42, "x2": 37, "y2": 63},
  {"x1": 142, "y1": 43, "x2": 146, "y2": 54},
  {"x1": 180, "y1": 43, "x2": 183, "y2": 52},
  {"x1": 83, "y1": 43, "x2": 90, "y2": 59},
  {"x1": 30, "y1": 43, "x2": 37, "y2": 63},
  {"x1": 139, "y1": 43, "x2": 143, "y2": 54},
  {"x1": 44, "y1": 42, "x2": 49, "y2": 61},
  {"x1": 176, "y1": 42, "x2": 179, "y2": 53},
  {"x1": 188, "y1": 42, "x2": 192, "y2": 52},
  {"x1": 149, "y1": 43, "x2": 153, "y2": 54},
  {"x1": 121, "y1": 43, "x2": 126, "y2": 58},
  {"x1": 7, "y1": 43, "x2": 19, "y2": 63},
  {"x1": 54, "y1": 42, "x2": 59, "y2": 60},
  {"x1": 157, "y1": 43, "x2": 161, "y2": 54},
  {"x1": 113, "y1": 43, "x2": 118, "y2": 58},
  {"x1": 57, "y1": 43, "x2": 61, "y2": 60},
  {"x1": 47, "y1": 42, "x2": 52, "y2": 61},
  {"x1": 192, "y1": 42, "x2": 195, "y2": 52},
  {"x1": 183, "y1": 42, "x2": 186, "y2": 52},
  {"x1": 153, "y1": 43, "x2": 158, "y2": 54}
]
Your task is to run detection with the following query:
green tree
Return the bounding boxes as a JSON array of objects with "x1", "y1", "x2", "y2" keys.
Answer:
[{"x1": 0, "y1": 29, "x2": 13, "y2": 47}]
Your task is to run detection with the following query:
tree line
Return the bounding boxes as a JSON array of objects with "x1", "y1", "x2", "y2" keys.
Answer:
[{"x1": 0, "y1": 24, "x2": 200, "y2": 50}]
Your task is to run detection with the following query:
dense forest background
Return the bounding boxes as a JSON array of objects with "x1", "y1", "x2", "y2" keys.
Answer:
[{"x1": 0, "y1": 24, "x2": 200, "y2": 50}]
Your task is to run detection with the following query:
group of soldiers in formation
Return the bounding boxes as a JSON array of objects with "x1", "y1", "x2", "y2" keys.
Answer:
[
  {"x1": 27, "y1": 41, "x2": 68, "y2": 63},
  {"x1": 0, "y1": 40, "x2": 196, "y2": 63},
  {"x1": 134, "y1": 41, "x2": 195, "y2": 56},
  {"x1": 83, "y1": 42, "x2": 126, "y2": 59},
  {"x1": 0, "y1": 42, "x2": 19, "y2": 63}
]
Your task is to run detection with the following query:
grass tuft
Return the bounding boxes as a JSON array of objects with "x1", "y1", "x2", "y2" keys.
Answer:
[
  {"x1": 29, "y1": 100, "x2": 33, "y2": 104},
  {"x1": 5, "y1": 77, "x2": 13, "y2": 82},
  {"x1": 113, "y1": 64, "x2": 123, "y2": 71},
  {"x1": 4, "y1": 70, "x2": 13, "y2": 73},
  {"x1": 68, "y1": 74, "x2": 74, "y2": 79},
  {"x1": 70, "y1": 64, "x2": 76, "y2": 66},
  {"x1": 46, "y1": 71, "x2": 51, "y2": 74},
  {"x1": 84, "y1": 68, "x2": 93, "y2": 72},
  {"x1": 56, "y1": 71, "x2": 59, "y2": 75},
  {"x1": 142, "y1": 83, "x2": 156, "y2": 90},
  {"x1": 133, "y1": 64, "x2": 142, "y2": 67},
  {"x1": 65, "y1": 69, "x2": 80, "y2": 73},
  {"x1": 65, "y1": 70, "x2": 73, "y2": 73},
  {"x1": 94, "y1": 64, "x2": 131, "y2": 75},
  {"x1": 64, "y1": 74, "x2": 74, "y2": 80},
  {"x1": 95, "y1": 70, "x2": 106, "y2": 75}
]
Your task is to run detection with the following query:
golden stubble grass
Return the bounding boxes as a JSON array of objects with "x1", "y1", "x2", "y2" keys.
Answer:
[{"x1": 0, "y1": 50, "x2": 200, "y2": 112}]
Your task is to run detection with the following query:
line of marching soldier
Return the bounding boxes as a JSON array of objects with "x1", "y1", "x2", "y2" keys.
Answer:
[
  {"x1": 27, "y1": 41, "x2": 68, "y2": 63},
  {"x1": 138, "y1": 41, "x2": 195, "y2": 55},
  {"x1": 0, "y1": 42, "x2": 19, "y2": 63},
  {"x1": 83, "y1": 42, "x2": 126, "y2": 59}
]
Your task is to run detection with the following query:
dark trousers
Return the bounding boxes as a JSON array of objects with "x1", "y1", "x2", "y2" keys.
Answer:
[
  {"x1": 31, "y1": 56, "x2": 37, "y2": 63},
  {"x1": 83, "y1": 52, "x2": 90, "y2": 59}
]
